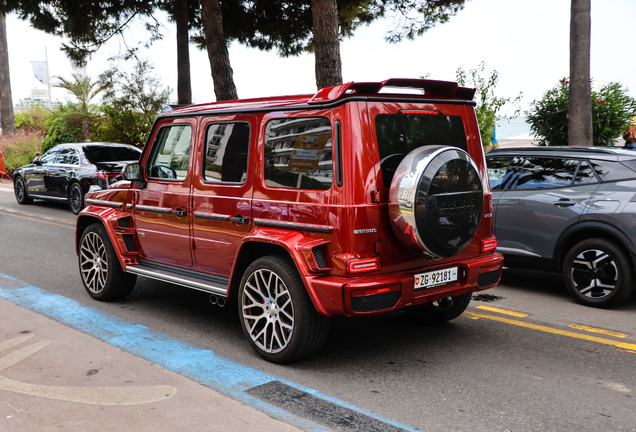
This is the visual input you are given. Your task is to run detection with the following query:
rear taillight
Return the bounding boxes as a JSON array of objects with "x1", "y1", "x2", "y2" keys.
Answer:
[
  {"x1": 347, "y1": 257, "x2": 380, "y2": 274},
  {"x1": 399, "y1": 110, "x2": 439, "y2": 115},
  {"x1": 481, "y1": 237, "x2": 497, "y2": 252}
]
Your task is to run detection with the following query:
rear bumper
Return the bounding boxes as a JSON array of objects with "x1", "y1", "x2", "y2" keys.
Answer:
[{"x1": 304, "y1": 253, "x2": 503, "y2": 317}]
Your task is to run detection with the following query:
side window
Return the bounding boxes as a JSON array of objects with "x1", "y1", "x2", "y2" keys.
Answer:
[
  {"x1": 573, "y1": 160, "x2": 599, "y2": 185},
  {"x1": 58, "y1": 148, "x2": 79, "y2": 165},
  {"x1": 486, "y1": 156, "x2": 515, "y2": 190},
  {"x1": 264, "y1": 117, "x2": 333, "y2": 190},
  {"x1": 203, "y1": 122, "x2": 250, "y2": 184},
  {"x1": 146, "y1": 125, "x2": 192, "y2": 181},
  {"x1": 40, "y1": 149, "x2": 60, "y2": 164},
  {"x1": 514, "y1": 158, "x2": 579, "y2": 189},
  {"x1": 589, "y1": 159, "x2": 636, "y2": 182}
]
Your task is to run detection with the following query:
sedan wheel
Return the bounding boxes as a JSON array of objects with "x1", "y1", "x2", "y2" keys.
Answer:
[
  {"x1": 69, "y1": 182, "x2": 85, "y2": 214},
  {"x1": 14, "y1": 177, "x2": 33, "y2": 204},
  {"x1": 79, "y1": 224, "x2": 136, "y2": 301},
  {"x1": 563, "y1": 238, "x2": 634, "y2": 308},
  {"x1": 238, "y1": 256, "x2": 329, "y2": 363}
]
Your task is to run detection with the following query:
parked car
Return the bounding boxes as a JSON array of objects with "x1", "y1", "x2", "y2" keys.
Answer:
[
  {"x1": 13, "y1": 142, "x2": 141, "y2": 214},
  {"x1": 76, "y1": 78, "x2": 503, "y2": 363},
  {"x1": 486, "y1": 146, "x2": 636, "y2": 308}
]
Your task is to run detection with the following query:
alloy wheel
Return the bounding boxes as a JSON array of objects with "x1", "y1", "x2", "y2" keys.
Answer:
[
  {"x1": 79, "y1": 231, "x2": 109, "y2": 295},
  {"x1": 570, "y1": 248, "x2": 617, "y2": 299},
  {"x1": 241, "y1": 268, "x2": 294, "y2": 354}
]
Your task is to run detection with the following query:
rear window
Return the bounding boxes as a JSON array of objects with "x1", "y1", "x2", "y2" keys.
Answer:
[
  {"x1": 375, "y1": 114, "x2": 468, "y2": 187},
  {"x1": 84, "y1": 145, "x2": 141, "y2": 163},
  {"x1": 590, "y1": 159, "x2": 636, "y2": 182}
]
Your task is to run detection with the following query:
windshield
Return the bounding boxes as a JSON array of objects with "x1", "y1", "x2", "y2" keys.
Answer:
[{"x1": 83, "y1": 145, "x2": 141, "y2": 163}]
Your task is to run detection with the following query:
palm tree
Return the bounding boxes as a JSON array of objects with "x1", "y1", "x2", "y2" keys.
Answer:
[
  {"x1": 569, "y1": 0, "x2": 593, "y2": 146},
  {"x1": 54, "y1": 73, "x2": 109, "y2": 114}
]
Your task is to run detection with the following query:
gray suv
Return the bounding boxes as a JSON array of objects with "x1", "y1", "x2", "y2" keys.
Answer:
[{"x1": 486, "y1": 146, "x2": 636, "y2": 308}]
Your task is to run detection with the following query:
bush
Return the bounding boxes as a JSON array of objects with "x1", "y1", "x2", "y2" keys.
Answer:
[
  {"x1": 455, "y1": 62, "x2": 522, "y2": 148},
  {"x1": 15, "y1": 105, "x2": 52, "y2": 134},
  {"x1": 0, "y1": 130, "x2": 45, "y2": 174},
  {"x1": 526, "y1": 79, "x2": 636, "y2": 146}
]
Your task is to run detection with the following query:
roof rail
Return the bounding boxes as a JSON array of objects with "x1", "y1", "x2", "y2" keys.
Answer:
[
  {"x1": 308, "y1": 78, "x2": 475, "y2": 104},
  {"x1": 162, "y1": 104, "x2": 191, "y2": 113}
]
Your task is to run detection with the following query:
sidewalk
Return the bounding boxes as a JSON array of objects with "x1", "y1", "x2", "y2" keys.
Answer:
[{"x1": 0, "y1": 296, "x2": 302, "y2": 432}]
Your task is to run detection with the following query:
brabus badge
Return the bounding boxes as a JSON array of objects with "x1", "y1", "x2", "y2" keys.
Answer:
[{"x1": 353, "y1": 228, "x2": 378, "y2": 234}]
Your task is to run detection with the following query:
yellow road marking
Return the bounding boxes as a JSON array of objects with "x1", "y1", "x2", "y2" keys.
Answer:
[
  {"x1": 0, "y1": 210, "x2": 74, "y2": 229},
  {"x1": 568, "y1": 324, "x2": 629, "y2": 338},
  {"x1": 476, "y1": 305, "x2": 529, "y2": 317},
  {"x1": 465, "y1": 311, "x2": 636, "y2": 353}
]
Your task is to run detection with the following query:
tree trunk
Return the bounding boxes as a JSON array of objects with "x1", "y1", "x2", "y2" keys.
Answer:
[
  {"x1": 200, "y1": 0, "x2": 238, "y2": 102},
  {"x1": 311, "y1": 0, "x2": 342, "y2": 90},
  {"x1": 569, "y1": 0, "x2": 592, "y2": 146},
  {"x1": 0, "y1": 14, "x2": 16, "y2": 135},
  {"x1": 175, "y1": 0, "x2": 192, "y2": 105}
]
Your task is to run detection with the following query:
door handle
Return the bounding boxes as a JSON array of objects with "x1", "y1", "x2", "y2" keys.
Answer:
[
  {"x1": 230, "y1": 216, "x2": 250, "y2": 225},
  {"x1": 553, "y1": 199, "x2": 576, "y2": 207},
  {"x1": 172, "y1": 209, "x2": 188, "y2": 217}
]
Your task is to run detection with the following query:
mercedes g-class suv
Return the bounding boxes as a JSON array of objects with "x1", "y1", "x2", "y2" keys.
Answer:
[{"x1": 76, "y1": 79, "x2": 503, "y2": 363}]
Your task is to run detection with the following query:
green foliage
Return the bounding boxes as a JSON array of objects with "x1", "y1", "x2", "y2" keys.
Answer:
[
  {"x1": 0, "y1": 129, "x2": 45, "y2": 174},
  {"x1": 526, "y1": 79, "x2": 636, "y2": 146},
  {"x1": 54, "y1": 73, "x2": 109, "y2": 112},
  {"x1": 40, "y1": 103, "x2": 100, "y2": 153},
  {"x1": 455, "y1": 62, "x2": 522, "y2": 148},
  {"x1": 97, "y1": 58, "x2": 171, "y2": 147},
  {"x1": 14, "y1": 104, "x2": 51, "y2": 134}
]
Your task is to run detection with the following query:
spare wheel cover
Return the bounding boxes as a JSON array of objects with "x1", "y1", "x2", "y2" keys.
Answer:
[{"x1": 388, "y1": 145, "x2": 483, "y2": 259}]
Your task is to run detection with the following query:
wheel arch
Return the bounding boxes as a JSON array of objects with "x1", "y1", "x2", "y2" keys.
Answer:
[
  {"x1": 554, "y1": 221, "x2": 636, "y2": 272},
  {"x1": 76, "y1": 212, "x2": 134, "y2": 271},
  {"x1": 228, "y1": 227, "x2": 331, "y2": 315}
]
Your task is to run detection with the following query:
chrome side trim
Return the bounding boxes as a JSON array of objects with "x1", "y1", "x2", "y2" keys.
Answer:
[
  {"x1": 125, "y1": 266, "x2": 228, "y2": 296},
  {"x1": 254, "y1": 219, "x2": 333, "y2": 233},
  {"x1": 496, "y1": 247, "x2": 541, "y2": 257},
  {"x1": 135, "y1": 204, "x2": 172, "y2": 214},
  {"x1": 193, "y1": 211, "x2": 231, "y2": 222},
  {"x1": 29, "y1": 194, "x2": 67, "y2": 202},
  {"x1": 85, "y1": 199, "x2": 124, "y2": 209}
]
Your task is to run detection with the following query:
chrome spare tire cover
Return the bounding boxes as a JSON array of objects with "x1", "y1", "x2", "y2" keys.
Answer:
[{"x1": 388, "y1": 145, "x2": 484, "y2": 259}]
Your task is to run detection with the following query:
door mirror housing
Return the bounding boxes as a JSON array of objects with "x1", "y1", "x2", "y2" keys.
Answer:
[
  {"x1": 32, "y1": 157, "x2": 42, "y2": 165},
  {"x1": 123, "y1": 162, "x2": 146, "y2": 188}
]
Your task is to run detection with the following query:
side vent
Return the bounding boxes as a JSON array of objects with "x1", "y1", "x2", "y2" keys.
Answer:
[
  {"x1": 312, "y1": 246, "x2": 328, "y2": 269},
  {"x1": 118, "y1": 217, "x2": 131, "y2": 228},
  {"x1": 122, "y1": 234, "x2": 137, "y2": 252}
]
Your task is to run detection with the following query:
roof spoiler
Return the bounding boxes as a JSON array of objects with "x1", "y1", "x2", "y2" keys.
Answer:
[{"x1": 308, "y1": 78, "x2": 476, "y2": 104}]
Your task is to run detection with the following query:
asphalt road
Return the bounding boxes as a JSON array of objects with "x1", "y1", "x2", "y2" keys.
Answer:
[{"x1": 1, "y1": 183, "x2": 635, "y2": 432}]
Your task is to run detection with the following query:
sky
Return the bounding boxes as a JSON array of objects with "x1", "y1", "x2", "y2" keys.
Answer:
[{"x1": 4, "y1": 0, "x2": 636, "y2": 116}]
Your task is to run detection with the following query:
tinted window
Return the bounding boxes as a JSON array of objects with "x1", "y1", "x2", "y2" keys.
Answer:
[
  {"x1": 573, "y1": 160, "x2": 599, "y2": 185},
  {"x1": 39, "y1": 148, "x2": 60, "y2": 164},
  {"x1": 375, "y1": 114, "x2": 468, "y2": 187},
  {"x1": 486, "y1": 156, "x2": 515, "y2": 190},
  {"x1": 83, "y1": 145, "x2": 141, "y2": 163},
  {"x1": 146, "y1": 125, "x2": 192, "y2": 181},
  {"x1": 589, "y1": 159, "x2": 636, "y2": 182},
  {"x1": 514, "y1": 158, "x2": 579, "y2": 189},
  {"x1": 203, "y1": 122, "x2": 250, "y2": 184},
  {"x1": 58, "y1": 147, "x2": 79, "y2": 165},
  {"x1": 264, "y1": 117, "x2": 332, "y2": 190}
]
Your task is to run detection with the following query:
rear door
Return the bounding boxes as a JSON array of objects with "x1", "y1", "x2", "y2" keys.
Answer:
[
  {"x1": 191, "y1": 115, "x2": 255, "y2": 276},
  {"x1": 494, "y1": 156, "x2": 600, "y2": 259},
  {"x1": 134, "y1": 118, "x2": 195, "y2": 267}
]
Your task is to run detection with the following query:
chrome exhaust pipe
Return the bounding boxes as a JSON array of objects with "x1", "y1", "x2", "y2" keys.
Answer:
[{"x1": 209, "y1": 294, "x2": 226, "y2": 308}]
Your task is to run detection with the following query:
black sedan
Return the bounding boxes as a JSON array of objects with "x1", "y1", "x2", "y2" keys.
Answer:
[{"x1": 13, "y1": 142, "x2": 141, "y2": 214}]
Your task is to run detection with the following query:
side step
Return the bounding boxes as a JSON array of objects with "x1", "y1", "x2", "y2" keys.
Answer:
[{"x1": 125, "y1": 259, "x2": 229, "y2": 297}]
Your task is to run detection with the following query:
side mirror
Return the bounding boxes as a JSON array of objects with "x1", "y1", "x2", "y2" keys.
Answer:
[
  {"x1": 32, "y1": 157, "x2": 42, "y2": 165},
  {"x1": 123, "y1": 162, "x2": 146, "y2": 189}
]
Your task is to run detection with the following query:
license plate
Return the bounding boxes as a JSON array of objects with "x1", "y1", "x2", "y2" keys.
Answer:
[{"x1": 414, "y1": 266, "x2": 458, "y2": 289}]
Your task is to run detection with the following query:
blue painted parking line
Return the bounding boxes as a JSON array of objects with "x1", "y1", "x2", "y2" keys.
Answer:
[{"x1": 0, "y1": 272, "x2": 422, "y2": 432}]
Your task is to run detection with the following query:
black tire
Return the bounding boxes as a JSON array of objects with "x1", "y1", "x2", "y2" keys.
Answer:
[
  {"x1": 238, "y1": 255, "x2": 330, "y2": 363},
  {"x1": 14, "y1": 176, "x2": 33, "y2": 204},
  {"x1": 563, "y1": 238, "x2": 634, "y2": 308},
  {"x1": 69, "y1": 182, "x2": 85, "y2": 215},
  {"x1": 78, "y1": 223, "x2": 137, "y2": 301},
  {"x1": 403, "y1": 292, "x2": 472, "y2": 325}
]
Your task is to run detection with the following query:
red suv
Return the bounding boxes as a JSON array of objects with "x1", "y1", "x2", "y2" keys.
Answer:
[{"x1": 76, "y1": 79, "x2": 503, "y2": 363}]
